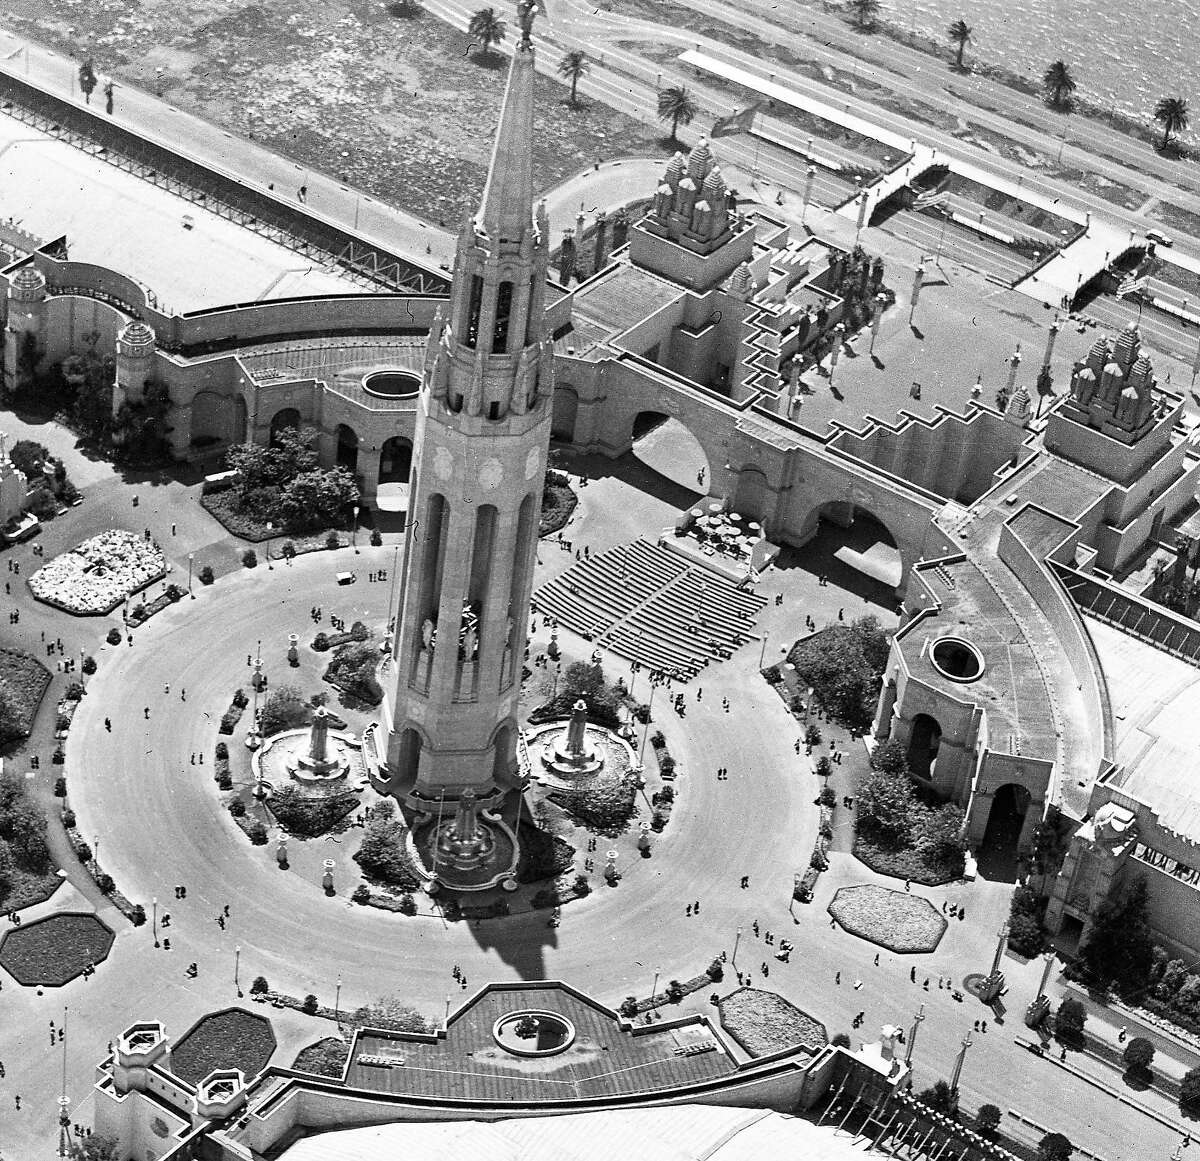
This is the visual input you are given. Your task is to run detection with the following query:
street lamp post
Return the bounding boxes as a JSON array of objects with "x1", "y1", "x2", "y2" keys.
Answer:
[
  {"x1": 266, "y1": 523, "x2": 274, "y2": 569},
  {"x1": 187, "y1": 552, "x2": 194, "y2": 598},
  {"x1": 235, "y1": 946, "x2": 242, "y2": 997},
  {"x1": 904, "y1": 1003, "x2": 925, "y2": 1066},
  {"x1": 352, "y1": 505, "x2": 359, "y2": 554},
  {"x1": 651, "y1": 966, "x2": 661, "y2": 1003},
  {"x1": 732, "y1": 926, "x2": 743, "y2": 966},
  {"x1": 335, "y1": 974, "x2": 343, "y2": 1024},
  {"x1": 152, "y1": 896, "x2": 159, "y2": 948},
  {"x1": 638, "y1": 680, "x2": 657, "y2": 763},
  {"x1": 949, "y1": 1029, "x2": 973, "y2": 1094}
]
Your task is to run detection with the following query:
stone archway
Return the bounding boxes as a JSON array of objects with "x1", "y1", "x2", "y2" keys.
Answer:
[
  {"x1": 190, "y1": 391, "x2": 246, "y2": 451},
  {"x1": 335, "y1": 424, "x2": 359, "y2": 474},
  {"x1": 793, "y1": 500, "x2": 904, "y2": 603},
  {"x1": 379, "y1": 437, "x2": 413, "y2": 485},
  {"x1": 979, "y1": 782, "x2": 1033, "y2": 879},
  {"x1": 908, "y1": 713, "x2": 942, "y2": 780},
  {"x1": 269, "y1": 407, "x2": 302, "y2": 445},
  {"x1": 629, "y1": 410, "x2": 710, "y2": 497},
  {"x1": 552, "y1": 385, "x2": 579, "y2": 442}
]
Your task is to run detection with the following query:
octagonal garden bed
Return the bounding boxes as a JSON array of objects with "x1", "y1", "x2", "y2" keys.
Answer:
[
  {"x1": 718, "y1": 988, "x2": 827, "y2": 1057},
  {"x1": 171, "y1": 1007, "x2": 277, "y2": 1087},
  {"x1": 828, "y1": 884, "x2": 947, "y2": 953},
  {"x1": 0, "y1": 912, "x2": 115, "y2": 986}
]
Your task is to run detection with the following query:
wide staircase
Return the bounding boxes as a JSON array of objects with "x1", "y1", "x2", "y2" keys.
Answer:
[{"x1": 532, "y1": 539, "x2": 765, "y2": 679}]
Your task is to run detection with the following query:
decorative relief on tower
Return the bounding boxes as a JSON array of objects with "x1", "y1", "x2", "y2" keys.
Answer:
[
  {"x1": 480, "y1": 458, "x2": 504, "y2": 491},
  {"x1": 433, "y1": 446, "x2": 454, "y2": 481}
]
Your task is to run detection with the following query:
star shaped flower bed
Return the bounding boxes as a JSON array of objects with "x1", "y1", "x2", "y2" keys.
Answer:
[
  {"x1": 828, "y1": 884, "x2": 947, "y2": 953},
  {"x1": 0, "y1": 912, "x2": 115, "y2": 986}
]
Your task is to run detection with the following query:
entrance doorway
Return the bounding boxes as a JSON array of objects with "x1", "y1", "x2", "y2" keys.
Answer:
[
  {"x1": 908, "y1": 713, "x2": 942, "y2": 780},
  {"x1": 978, "y1": 782, "x2": 1032, "y2": 880},
  {"x1": 335, "y1": 424, "x2": 359, "y2": 474}
]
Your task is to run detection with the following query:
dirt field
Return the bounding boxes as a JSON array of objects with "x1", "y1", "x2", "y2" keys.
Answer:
[{"x1": 5, "y1": 0, "x2": 668, "y2": 222}]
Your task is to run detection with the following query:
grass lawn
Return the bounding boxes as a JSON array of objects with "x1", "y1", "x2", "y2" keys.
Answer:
[
  {"x1": 718, "y1": 988, "x2": 827, "y2": 1057},
  {"x1": 171, "y1": 1008, "x2": 277, "y2": 1086},
  {"x1": 5, "y1": 0, "x2": 668, "y2": 225},
  {"x1": 853, "y1": 835, "x2": 964, "y2": 886},
  {"x1": 829, "y1": 884, "x2": 947, "y2": 953},
  {"x1": 0, "y1": 647, "x2": 53, "y2": 742},
  {"x1": 0, "y1": 913, "x2": 115, "y2": 986},
  {"x1": 1, "y1": 866, "x2": 63, "y2": 913}
]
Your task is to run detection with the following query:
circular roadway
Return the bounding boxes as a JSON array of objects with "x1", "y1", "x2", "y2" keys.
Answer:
[{"x1": 67, "y1": 546, "x2": 817, "y2": 1012}]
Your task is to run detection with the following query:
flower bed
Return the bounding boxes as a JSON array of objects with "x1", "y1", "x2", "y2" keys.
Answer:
[
  {"x1": 292, "y1": 1037, "x2": 350, "y2": 1079},
  {"x1": 200, "y1": 491, "x2": 350, "y2": 553},
  {"x1": 539, "y1": 481, "x2": 577, "y2": 537},
  {"x1": 0, "y1": 912, "x2": 115, "y2": 986},
  {"x1": 128, "y1": 585, "x2": 185, "y2": 626},
  {"x1": 828, "y1": 884, "x2": 947, "y2": 953},
  {"x1": 853, "y1": 836, "x2": 964, "y2": 886},
  {"x1": 268, "y1": 786, "x2": 360, "y2": 838},
  {"x1": 170, "y1": 1008, "x2": 277, "y2": 1087},
  {"x1": 0, "y1": 647, "x2": 52, "y2": 743},
  {"x1": 718, "y1": 988, "x2": 827, "y2": 1057},
  {"x1": 30, "y1": 530, "x2": 165, "y2": 614}
]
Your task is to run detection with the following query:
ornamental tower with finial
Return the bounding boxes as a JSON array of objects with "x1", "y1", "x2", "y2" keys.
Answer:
[{"x1": 382, "y1": 0, "x2": 553, "y2": 811}]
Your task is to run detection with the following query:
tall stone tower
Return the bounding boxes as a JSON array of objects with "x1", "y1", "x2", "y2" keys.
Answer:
[{"x1": 382, "y1": 1, "x2": 553, "y2": 812}]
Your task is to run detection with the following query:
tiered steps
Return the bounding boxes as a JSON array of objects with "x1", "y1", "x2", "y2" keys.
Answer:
[{"x1": 533, "y1": 539, "x2": 765, "y2": 679}]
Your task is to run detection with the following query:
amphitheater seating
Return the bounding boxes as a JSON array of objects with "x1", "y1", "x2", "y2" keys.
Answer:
[{"x1": 533, "y1": 539, "x2": 765, "y2": 678}]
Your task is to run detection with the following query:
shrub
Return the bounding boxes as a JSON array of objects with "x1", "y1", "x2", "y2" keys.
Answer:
[
  {"x1": 619, "y1": 996, "x2": 639, "y2": 1018},
  {"x1": 218, "y1": 773, "x2": 233, "y2": 791},
  {"x1": 260, "y1": 684, "x2": 311, "y2": 737},
  {"x1": 53, "y1": 776, "x2": 67, "y2": 797},
  {"x1": 975, "y1": 1104, "x2": 1001, "y2": 1137},
  {"x1": 250, "y1": 976, "x2": 269, "y2": 995},
  {"x1": 1009, "y1": 885, "x2": 1047, "y2": 957},
  {"x1": 1055, "y1": 997, "x2": 1086, "y2": 1042},
  {"x1": 166, "y1": 584, "x2": 184, "y2": 601},
  {"x1": 242, "y1": 549, "x2": 258, "y2": 568},
  {"x1": 130, "y1": 904, "x2": 146, "y2": 926},
  {"x1": 302, "y1": 994, "x2": 319, "y2": 1015},
  {"x1": 573, "y1": 873, "x2": 591, "y2": 896},
  {"x1": 1038, "y1": 1131, "x2": 1073, "y2": 1161},
  {"x1": 706, "y1": 958, "x2": 724, "y2": 982},
  {"x1": 399, "y1": 893, "x2": 417, "y2": 915},
  {"x1": 831, "y1": 1031, "x2": 852, "y2": 1048},
  {"x1": 312, "y1": 632, "x2": 331, "y2": 651},
  {"x1": 1123, "y1": 1036, "x2": 1154, "y2": 1073},
  {"x1": 215, "y1": 742, "x2": 229, "y2": 760},
  {"x1": 62, "y1": 808, "x2": 76, "y2": 828},
  {"x1": 55, "y1": 713, "x2": 71, "y2": 732},
  {"x1": 76, "y1": 841, "x2": 92, "y2": 863},
  {"x1": 81, "y1": 655, "x2": 97, "y2": 675},
  {"x1": 198, "y1": 565, "x2": 214, "y2": 585},
  {"x1": 352, "y1": 883, "x2": 371, "y2": 904},
  {"x1": 324, "y1": 641, "x2": 383, "y2": 705},
  {"x1": 355, "y1": 817, "x2": 421, "y2": 889},
  {"x1": 106, "y1": 627, "x2": 122, "y2": 645},
  {"x1": 96, "y1": 873, "x2": 114, "y2": 893},
  {"x1": 531, "y1": 888, "x2": 558, "y2": 909},
  {"x1": 282, "y1": 541, "x2": 296, "y2": 560},
  {"x1": 247, "y1": 821, "x2": 268, "y2": 845},
  {"x1": 918, "y1": 1079, "x2": 959, "y2": 1117},
  {"x1": 659, "y1": 755, "x2": 676, "y2": 775},
  {"x1": 325, "y1": 531, "x2": 340, "y2": 550},
  {"x1": 65, "y1": 682, "x2": 85, "y2": 702},
  {"x1": 370, "y1": 529, "x2": 382, "y2": 546},
  {"x1": 665, "y1": 979, "x2": 684, "y2": 1003},
  {"x1": 1182, "y1": 1066, "x2": 1200, "y2": 1110},
  {"x1": 815, "y1": 755, "x2": 832, "y2": 778},
  {"x1": 228, "y1": 799, "x2": 246, "y2": 817},
  {"x1": 804, "y1": 723, "x2": 823, "y2": 747}
]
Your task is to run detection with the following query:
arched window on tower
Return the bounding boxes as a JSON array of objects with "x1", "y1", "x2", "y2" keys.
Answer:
[
  {"x1": 492, "y1": 280, "x2": 514, "y2": 353},
  {"x1": 526, "y1": 272, "x2": 538, "y2": 346},
  {"x1": 465, "y1": 274, "x2": 484, "y2": 349}
]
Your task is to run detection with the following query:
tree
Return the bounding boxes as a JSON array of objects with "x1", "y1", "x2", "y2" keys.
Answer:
[
  {"x1": 947, "y1": 20, "x2": 971, "y2": 69},
  {"x1": 77, "y1": 59, "x2": 97, "y2": 104},
  {"x1": 468, "y1": 7, "x2": 506, "y2": 58},
  {"x1": 790, "y1": 616, "x2": 891, "y2": 730},
  {"x1": 1182, "y1": 1065, "x2": 1200, "y2": 1110},
  {"x1": 514, "y1": 1015, "x2": 540, "y2": 1038},
  {"x1": 557, "y1": 50, "x2": 589, "y2": 104},
  {"x1": 657, "y1": 86, "x2": 698, "y2": 142},
  {"x1": 278, "y1": 467, "x2": 358, "y2": 531},
  {"x1": 856, "y1": 767, "x2": 917, "y2": 845},
  {"x1": 302, "y1": 993, "x2": 319, "y2": 1015},
  {"x1": 1077, "y1": 878, "x2": 1153, "y2": 992},
  {"x1": 1122, "y1": 1036, "x2": 1154, "y2": 1074},
  {"x1": 917, "y1": 1079, "x2": 958, "y2": 1117},
  {"x1": 975, "y1": 1104, "x2": 1002, "y2": 1137},
  {"x1": 259, "y1": 684, "x2": 310, "y2": 737},
  {"x1": 849, "y1": 0, "x2": 880, "y2": 29},
  {"x1": 1038, "y1": 1131, "x2": 1073, "y2": 1161},
  {"x1": 1054, "y1": 997, "x2": 1086, "y2": 1042},
  {"x1": 1154, "y1": 96, "x2": 1189, "y2": 151},
  {"x1": 350, "y1": 994, "x2": 430, "y2": 1031},
  {"x1": 9, "y1": 439, "x2": 50, "y2": 480},
  {"x1": 1043, "y1": 61, "x2": 1077, "y2": 109},
  {"x1": 830, "y1": 1031, "x2": 851, "y2": 1047},
  {"x1": 871, "y1": 738, "x2": 910, "y2": 776},
  {"x1": 70, "y1": 1134, "x2": 119, "y2": 1161}
]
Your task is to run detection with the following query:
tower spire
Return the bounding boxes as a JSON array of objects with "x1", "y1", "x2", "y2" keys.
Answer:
[{"x1": 477, "y1": 2, "x2": 539, "y2": 242}]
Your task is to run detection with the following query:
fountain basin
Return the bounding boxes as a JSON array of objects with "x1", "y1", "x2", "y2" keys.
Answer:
[
  {"x1": 251, "y1": 727, "x2": 363, "y2": 790},
  {"x1": 524, "y1": 720, "x2": 635, "y2": 792}
]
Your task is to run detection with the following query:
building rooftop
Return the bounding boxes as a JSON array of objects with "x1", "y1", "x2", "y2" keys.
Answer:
[
  {"x1": 0, "y1": 110, "x2": 362, "y2": 310},
  {"x1": 571, "y1": 264, "x2": 682, "y2": 340},
  {"x1": 345, "y1": 984, "x2": 735, "y2": 1103},
  {"x1": 1091, "y1": 619, "x2": 1200, "y2": 837}
]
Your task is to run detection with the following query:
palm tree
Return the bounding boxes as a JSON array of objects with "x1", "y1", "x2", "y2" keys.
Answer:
[
  {"x1": 849, "y1": 0, "x2": 880, "y2": 29},
  {"x1": 1154, "y1": 95, "x2": 1189, "y2": 151},
  {"x1": 467, "y1": 7, "x2": 506, "y2": 59},
  {"x1": 657, "y1": 85, "x2": 698, "y2": 142},
  {"x1": 1042, "y1": 60, "x2": 1076, "y2": 109},
  {"x1": 557, "y1": 50, "x2": 590, "y2": 105},
  {"x1": 947, "y1": 20, "x2": 971, "y2": 70}
]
